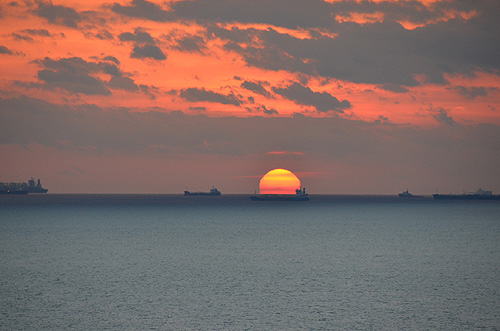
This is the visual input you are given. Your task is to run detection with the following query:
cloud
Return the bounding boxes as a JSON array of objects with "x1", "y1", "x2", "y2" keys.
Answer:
[
  {"x1": 111, "y1": 0, "x2": 487, "y2": 35},
  {"x1": 109, "y1": 1, "x2": 500, "y2": 87},
  {"x1": 189, "y1": 106, "x2": 207, "y2": 111},
  {"x1": 245, "y1": 104, "x2": 278, "y2": 115},
  {"x1": 119, "y1": 28, "x2": 155, "y2": 44},
  {"x1": 27, "y1": 56, "x2": 150, "y2": 96},
  {"x1": 111, "y1": 0, "x2": 173, "y2": 22},
  {"x1": 453, "y1": 86, "x2": 499, "y2": 99},
  {"x1": 118, "y1": 28, "x2": 166, "y2": 60},
  {"x1": 170, "y1": 0, "x2": 334, "y2": 29},
  {"x1": 85, "y1": 29, "x2": 114, "y2": 40},
  {"x1": 102, "y1": 56, "x2": 120, "y2": 65},
  {"x1": 205, "y1": 1, "x2": 500, "y2": 86},
  {"x1": 241, "y1": 81, "x2": 271, "y2": 98},
  {"x1": 35, "y1": 57, "x2": 112, "y2": 95},
  {"x1": 131, "y1": 44, "x2": 167, "y2": 60},
  {"x1": 431, "y1": 107, "x2": 455, "y2": 126},
  {"x1": 180, "y1": 88, "x2": 242, "y2": 106},
  {"x1": 12, "y1": 29, "x2": 55, "y2": 42},
  {"x1": 34, "y1": 3, "x2": 81, "y2": 28},
  {"x1": 108, "y1": 76, "x2": 139, "y2": 91},
  {"x1": 379, "y1": 84, "x2": 409, "y2": 94},
  {"x1": 272, "y1": 82, "x2": 350, "y2": 113},
  {"x1": 0, "y1": 45, "x2": 13, "y2": 54},
  {"x1": 330, "y1": 0, "x2": 476, "y2": 27},
  {"x1": 173, "y1": 35, "x2": 207, "y2": 53}
]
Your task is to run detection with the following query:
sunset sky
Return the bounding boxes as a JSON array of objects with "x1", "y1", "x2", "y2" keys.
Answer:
[{"x1": 1, "y1": 0, "x2": 499, "y2": 194}]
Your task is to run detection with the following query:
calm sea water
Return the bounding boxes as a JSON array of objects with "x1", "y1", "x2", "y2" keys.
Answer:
[{"x1": 1, "y1": 194, "x2": 499, "y2": 330}]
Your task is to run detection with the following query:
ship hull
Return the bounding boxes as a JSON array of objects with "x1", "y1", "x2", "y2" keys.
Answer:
[
  {"x1": 0, "y1": 190, "x2": 28, "y2": 195},
  {"x1": 184, "y1": 191, "x2": 221, "y2": 196},
  {"x1": 250, "y1": 194, "x2": 309, "y2": 201},
  {"x1": 28, "y1": 188, "x2": 48, "y2": 194},
  {"x1": 398, "y1": 194, "x2": 423, "y2": 198}
]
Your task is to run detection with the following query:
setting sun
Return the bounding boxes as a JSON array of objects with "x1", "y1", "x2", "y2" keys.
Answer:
[{"x1": 259, "y1": 169, "x2": 301, "y2": 194}]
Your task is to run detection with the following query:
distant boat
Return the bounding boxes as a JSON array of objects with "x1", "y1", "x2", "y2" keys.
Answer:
[
  {"x1": 250, "y1": 187, "x2": 310, "y2": 201},
  {"x1": 398, "y1": 189, "x2": 422, "y2": 198},
  {"x1": 433, "y1": 188, "x2": 500, "y2": 200},
  {"x1": 184, "y1": 186, "x2": 221, "y2": 196}
]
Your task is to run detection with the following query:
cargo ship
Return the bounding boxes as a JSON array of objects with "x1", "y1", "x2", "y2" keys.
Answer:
[
  {"x1": 0, "y1": 178, "x2": 47, "y2": 194},
  {"x1": 250, "y1": 187, "x2": 310, "y2": 201},
  {"x1": 184, "y1": 187, "x2": 221, "y2": 196},
  {"x1": 433, "y1": 188, "x2": 500, "y2": 200}
]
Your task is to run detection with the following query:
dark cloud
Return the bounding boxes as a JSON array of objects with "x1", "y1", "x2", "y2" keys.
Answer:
[
  {"x1": 34, "y1": 3, "x2": 81, "y2": 28},
  {"x1": 272, "y1": 82, "x2": 350, "y2": 113},
  {"x1": 36, "y1": 67, "x2": 111, "y2": 96},
  {"x1": 219, "y1": 28, "x2": 314, "y2": 77},
  {"x1": 29, "y1": 57, "x2": 147, "y2": 96},
  {"x1": 111, "y1": 0, "x2": 173, "y2": 22},
  {"x1": 0, "y1": 45, "x2": 13, "y2": 54},
  {"x1": 330, "y1": 0, "x2": 472, "y2": 26},
  {"x1": 171, "y1": 0, "x2": 334, "y2": 29},
  {"x1": 111, "y1": 0, "x2": 332, "y2": 28},
  {"x1": 107, "y1": 76, "x2": 139, "y2": 91},
  {"x1": 131, "y1": 44, "x2": 166, "y2": 60},
  {"x1": 180, "y1": 88, "x2": 242, "y2": 106},
  {"x1": 118, "y1": 28, "x2": 166, "y2": 60},
  {"x1": 109, "y1": 0, "x2": 500, "y2": 86},
  {"x1": 12, "y1": 28, "x2": 54, "y2": 42},
  {"x1": 431, "y1": 107, "x2": 455, "y2": 126},
  {"x1": 379, "y1": 84, "x2": 409, "y2": 94},
  {"x1": 102, "y1": 56, "x2": 120, "y2": 65},
  {"x1": 241, "y1": 81, "x2": 271, "y2": 98},
  {"x1": 173, "y1": 35, "x2": 207, "y2": 53},
  {"x1": 112, "y1": 0, "x2": 486, "y2": 33},
  {"x1": 21, "y1": 28, "x2": 52, "y2": 37},
  {"x1": 374, "y1": 115, "x2": 391, "y2": 124},
  {"x1": 189, "y1": 106, "x2": 207, "y2": 111},
  {"x1": 161, "y1": 29, "x2": 208, "y2": 53},
  {"x1": 12, "y1": 33, "x2": 33, "y2": 42},
  {"x1": 119, "y1": 28, "x2": 155, "y2": 44},
  {"x1": 86, "y1": 29, "x2": 114, "y2": 40},
  {"x1": 202, "y1": 1, "x2": 500, "y2": 87},
  {"x1": 245, "y1": 104, "x2": 278, "y2": 115},
  {"x1": 453, "y1": 86, "x2": 499, "y2": 99}
]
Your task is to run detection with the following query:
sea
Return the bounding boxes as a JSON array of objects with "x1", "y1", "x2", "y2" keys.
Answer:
[{"x1": 1, "y1": 194, "x2": 499, "y2": 330}]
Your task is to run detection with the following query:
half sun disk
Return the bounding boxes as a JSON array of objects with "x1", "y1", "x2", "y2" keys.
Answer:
[{"x1": 259, "y1": 168, "x2": 301, "y2": 194}]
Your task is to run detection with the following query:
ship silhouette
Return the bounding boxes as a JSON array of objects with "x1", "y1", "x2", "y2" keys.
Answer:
[
  {"x1": 184, "y1": 186, "x2": 221, "y2": 196},
  {"x1": 0, "y1": 177, "x2": 48, "y2": 194}
]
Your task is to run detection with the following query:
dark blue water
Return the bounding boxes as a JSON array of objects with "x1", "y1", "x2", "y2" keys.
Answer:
[{"x1": 1, "y1": 195, "x2": 499, "y2": 330}]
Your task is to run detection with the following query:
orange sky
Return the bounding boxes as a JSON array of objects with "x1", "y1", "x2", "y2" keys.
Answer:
[
  {"x1": 1, "y1": 0, "x2": 499, "y2": 193},
  {"x1": 1, "y1": 0, "x2": 498, "y2": 124}
]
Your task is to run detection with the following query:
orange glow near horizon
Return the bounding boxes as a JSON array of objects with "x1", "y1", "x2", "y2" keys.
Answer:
[{"x1": 259, "y1": 168, "x2": 301, "y2": 194}]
